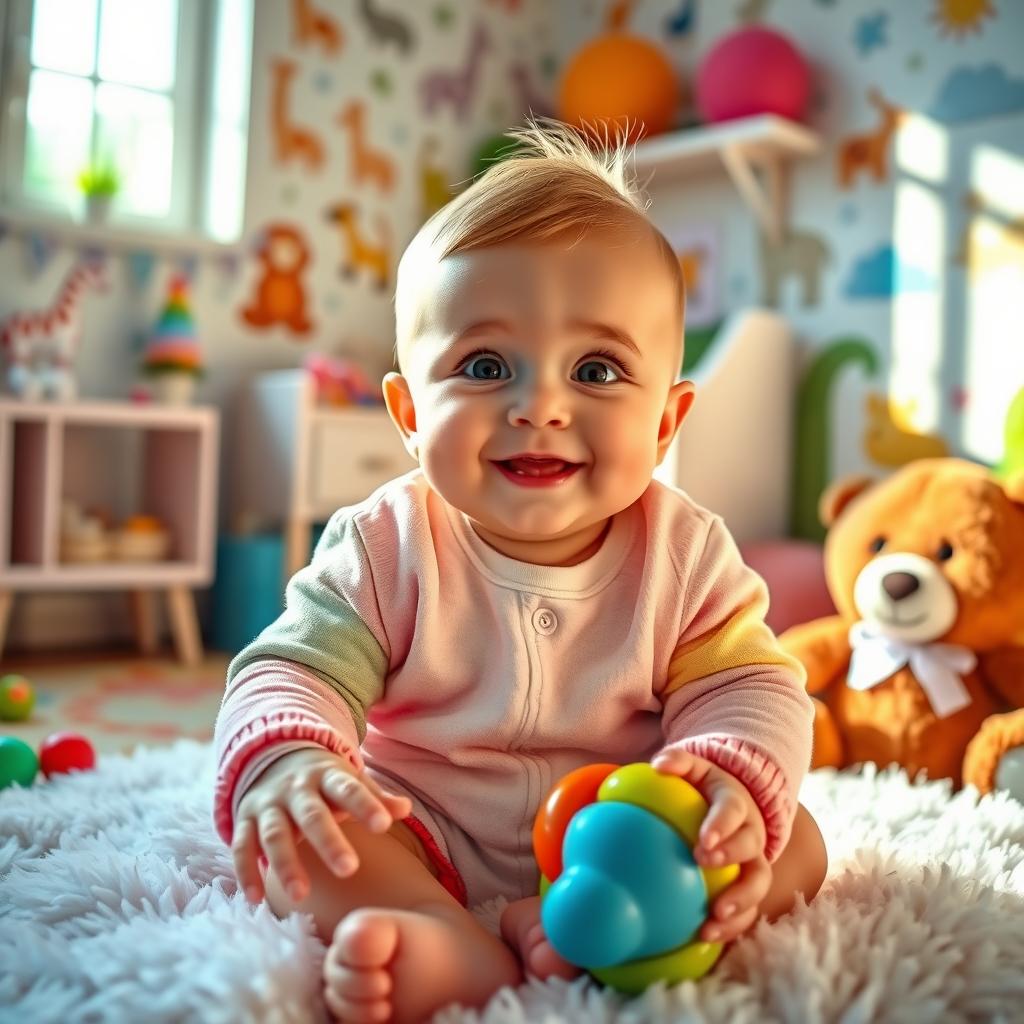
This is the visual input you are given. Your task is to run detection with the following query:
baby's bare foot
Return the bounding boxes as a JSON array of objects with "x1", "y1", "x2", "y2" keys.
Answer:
[
  {"x1": 500, "y1": 895, "x2": 584, "y2": 982},
  {"x1": 324, "y1": 904, "x2": 522, "y2": 1023}
]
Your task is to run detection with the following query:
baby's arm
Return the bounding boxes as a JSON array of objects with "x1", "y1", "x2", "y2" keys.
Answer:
[
  {"x1": 657, "y1": 516, "x2": 814, "y2": 862},
  {"x1": 213, "y1": 509, "x2": 391, "y2": 848}
]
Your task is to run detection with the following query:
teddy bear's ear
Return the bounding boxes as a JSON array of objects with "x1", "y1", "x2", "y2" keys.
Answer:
[
  {"x1": 818, "y1": 474, "x2": 877, "y2": 528},
  {"x1": 1002, "y1": 470, "x2": 1024, "y2": 507}
]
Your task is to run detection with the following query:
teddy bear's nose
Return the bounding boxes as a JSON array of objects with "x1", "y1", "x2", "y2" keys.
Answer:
[{"x1": 882, "y1": 571, "x2": 920, "y2": 602}]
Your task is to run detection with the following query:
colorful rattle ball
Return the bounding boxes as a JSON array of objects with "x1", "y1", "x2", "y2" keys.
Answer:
[
  {"x1": 533, "y1": 762, "x2": 739, "y2": 994},
  {"x1": 0, "y1": 673, "x2": 35, "y2": 721}
]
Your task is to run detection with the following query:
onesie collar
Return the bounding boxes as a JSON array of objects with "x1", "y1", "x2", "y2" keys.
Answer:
[{"x1": 443, "y1": 497, "x2": 638, "y2": 598}]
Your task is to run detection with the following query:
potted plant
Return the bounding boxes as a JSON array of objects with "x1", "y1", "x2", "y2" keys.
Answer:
[
  {"x1": 141, "y1": 275, "x2": 205, "y2": 404},
  {"x1": 77, "y1": 160, "x2": 121, "y2": 223}
]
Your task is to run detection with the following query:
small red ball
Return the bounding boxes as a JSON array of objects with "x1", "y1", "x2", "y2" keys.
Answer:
[{"x1": 39, "y1": 732, "x2": 96, "y2": 778}]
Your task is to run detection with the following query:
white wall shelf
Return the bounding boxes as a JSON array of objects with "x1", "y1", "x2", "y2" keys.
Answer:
[
  {"x1": 0, "y1": 205, "x2": 242, "y2": 256},
  {"x1": 632, "y1": 115, "x2": 822, "y2": 241},
  {"x1": 0, "y1": 398, "x2": 220, "y2": 664}
]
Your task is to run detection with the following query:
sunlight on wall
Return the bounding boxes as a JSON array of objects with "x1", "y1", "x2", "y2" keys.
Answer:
[
  {"x1": 890, "y1": 115, "x2": 949, "y2": 435},
  {"x1": 964, "y1": 144, "x2": 1024, "y2": 463}
]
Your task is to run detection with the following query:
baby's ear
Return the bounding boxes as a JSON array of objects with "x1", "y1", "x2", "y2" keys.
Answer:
[
  {"x1": 655, "y1": 379, "x2": 696, "y2": 463},
  {"x1": 818, "y1": 475, "x2": 876, "y2": 528},
  {"x1": 382, "y1": 372, "x2": 419, "y2": 460}
]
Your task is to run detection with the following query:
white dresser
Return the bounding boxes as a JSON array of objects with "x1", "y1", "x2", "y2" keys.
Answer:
[{"x1": 232, "y1": 369, "x2": 417, "y2": 580}]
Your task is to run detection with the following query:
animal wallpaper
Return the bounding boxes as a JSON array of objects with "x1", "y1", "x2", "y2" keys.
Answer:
[{"x1": 0, "y1": 0, "x2": 1021, "y2": 644}]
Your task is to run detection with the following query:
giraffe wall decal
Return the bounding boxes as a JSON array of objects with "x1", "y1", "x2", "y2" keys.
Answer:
[
  {"x1": 419, "y1": 23, "x2": 492, "y2": 117},
  {"x1": 837, "y1": 88, "x2": 905, "y2": 189},
  {"x1": 270, "y1": 59, "x2": 326, "y2": 172},
  {"x1": 325, "y1": 203, "x2": 392, "y2": 290},
  {"x1": 0, "y1": 261, "x2": 108, "y2": 400},
  {"x1": 336, "y1": 101, "x2": 396, "y2": 194},
  {"x1": 291, "y1": 0, "x2": 344, "y2": 55}
]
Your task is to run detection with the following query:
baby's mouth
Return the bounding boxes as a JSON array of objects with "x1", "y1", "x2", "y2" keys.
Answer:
[{"x1": 494, "y1": 456, "x2": 580, "y2": 478}]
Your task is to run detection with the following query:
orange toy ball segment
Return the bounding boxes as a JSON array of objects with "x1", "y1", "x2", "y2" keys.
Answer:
[
  {"x1": 558, "y1": 35, "x2": 680, "y2": 144},
  {"x1": 533, "y1": 763, "x2": 619, "y2": 881}
]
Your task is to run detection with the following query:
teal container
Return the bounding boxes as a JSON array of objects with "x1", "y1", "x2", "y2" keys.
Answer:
[
  {"x1": 210, "y1": 528, "x2": 327, "y2": 655},
  {"x1": 210, "y1": 534, "x2": 286, "y2": 655}
]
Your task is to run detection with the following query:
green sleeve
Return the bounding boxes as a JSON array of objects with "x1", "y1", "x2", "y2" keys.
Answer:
[{"x1": 225, "y1": 510, "x2": 388, "y2": 739}]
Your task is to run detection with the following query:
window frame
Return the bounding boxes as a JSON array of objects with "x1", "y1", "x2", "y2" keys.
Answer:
[{"x1": 0, "y1": 0, "x2": 246, "y2": 243}]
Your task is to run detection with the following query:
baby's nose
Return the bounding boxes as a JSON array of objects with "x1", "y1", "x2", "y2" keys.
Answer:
[{"x1": 508, "y1": 384, "x2": 571, "y2": 428}]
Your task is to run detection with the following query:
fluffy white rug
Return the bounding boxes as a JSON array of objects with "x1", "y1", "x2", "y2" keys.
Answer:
[{"x1": 1, "y1": 740, "x2": 1023, "y2": 1024}]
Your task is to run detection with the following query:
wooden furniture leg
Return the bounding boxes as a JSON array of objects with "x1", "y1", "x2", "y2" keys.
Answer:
[
  {"x1": 130, "y1": 590, "x2": 160, "y2": 655},
  {"x1": 0, "y1": 590, "x2": 12, "y2": 661},
  {"x1": 166, "y1": 585, "x2": 202, "y2": 666},
  {"x1": 285, "y1": 517, "x2": 311, "y2": 583}
]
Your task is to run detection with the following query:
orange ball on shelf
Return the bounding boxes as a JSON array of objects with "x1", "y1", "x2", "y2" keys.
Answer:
[{"x1": 558, "y1": 35, "x2": 681, "y2": 144}]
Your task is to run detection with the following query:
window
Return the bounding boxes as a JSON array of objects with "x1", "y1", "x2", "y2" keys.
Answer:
[{"x1": 0, "y1": 0, "x2": 253, "y2": 243}]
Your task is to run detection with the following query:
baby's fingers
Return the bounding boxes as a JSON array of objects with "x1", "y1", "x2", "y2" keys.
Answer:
[
  {"x1": 288, "y1": 790, "x2": 362, "y2": 880},
  {"x1": 696, "y1": 820, "x2": 763, "y2": 868},
  {"x1": 257, "y1": 806, "x2": 307, "y2": 900},
  {"x1": 232, "y1": 817, "x2": 264, "y2": 904},
  {"x1": 704, "y1": 857, "x2": 772, "y2": 943},
  {"x1": 698, "y1": 786, "x2": 749, "y2": 852},
  {"x1": 321, "y1": 769, "x2": 407, "y2": 832},
  {"x1": 701, "y1": 903, "x2": 759, "y2": 945}
]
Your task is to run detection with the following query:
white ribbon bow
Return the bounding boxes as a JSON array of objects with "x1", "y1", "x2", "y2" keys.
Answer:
[{"x1": 847, "y1": 621, "x2": 977, "y2": 719}]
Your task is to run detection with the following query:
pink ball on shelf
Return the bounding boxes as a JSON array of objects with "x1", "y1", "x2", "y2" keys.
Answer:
[
  {"x1": 39, "y1": 731, "x2": 96, "y2": 778},
  {"x1": 696, "y1": 27, "x2": 811, "y2": 124}
]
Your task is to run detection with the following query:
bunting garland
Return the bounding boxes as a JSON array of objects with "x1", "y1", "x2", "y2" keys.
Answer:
[{"x1": 0, "y1": 219, "x2": 242, "y2": 293}]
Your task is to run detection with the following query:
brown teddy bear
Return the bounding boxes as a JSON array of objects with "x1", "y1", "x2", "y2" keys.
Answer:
[{"x1": 780, "y1": 458, "x2": 1024, "y2": 799}]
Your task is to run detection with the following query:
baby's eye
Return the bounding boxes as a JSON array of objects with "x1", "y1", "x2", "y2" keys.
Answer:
[
  {"x1": 461, "y1": 353, "x2": 510, "y2": 380},
  {"x1": 573, "y1": 359, "x2": 621, "y2": 385}
]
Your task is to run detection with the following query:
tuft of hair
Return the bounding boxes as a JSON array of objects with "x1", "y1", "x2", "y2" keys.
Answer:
[
  {"x1": 394, "y1": 117, "x2": 684, "y2": 359},
  {"x1": 432, "y1": 116, "x2": 655, "y2": 257}
]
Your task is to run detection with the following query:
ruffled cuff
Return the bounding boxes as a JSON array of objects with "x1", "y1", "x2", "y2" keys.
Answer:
[
  {"x1": 657, "y1": 734, "x2": 794, "y2": 861},
  {"x1": 213, "y1": 711, "x2": 363, "y2": 846}
]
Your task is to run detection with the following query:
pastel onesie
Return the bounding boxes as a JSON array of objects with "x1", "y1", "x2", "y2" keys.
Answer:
[{"x1": 213, "y1": 470, "x2": 814, "y2": 908}]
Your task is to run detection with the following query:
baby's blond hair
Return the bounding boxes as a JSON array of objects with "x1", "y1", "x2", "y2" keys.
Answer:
[{"x1": 394, "y1": 118, "x2": 685, "y2": 364}]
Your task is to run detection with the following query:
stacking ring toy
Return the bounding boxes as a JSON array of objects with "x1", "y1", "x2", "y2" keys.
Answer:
[{"x1": 532, "y1": 762, "x2": 740, "y2": 994}]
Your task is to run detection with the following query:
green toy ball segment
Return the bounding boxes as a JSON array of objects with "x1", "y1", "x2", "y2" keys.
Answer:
[
  {"x1": 0, "y1": 736, "x2": 40, "y2": 789},
  {"x1": 0, "y1": 674, "x2": 35, "y2": 721},
  {"x1": 471, "y1": 133, "x2": 529, "y2": 180}
]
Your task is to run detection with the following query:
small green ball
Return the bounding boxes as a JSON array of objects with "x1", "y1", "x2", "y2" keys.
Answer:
[
  {"x1": 0, "y1": 736, "x2": 39, "y2": 789},
  {"x1": 471, "y1": 133, "x2": 528, "y2": 180},
  {"x1": 0, "y1": 674, "x2": 35, "y2": 721}
]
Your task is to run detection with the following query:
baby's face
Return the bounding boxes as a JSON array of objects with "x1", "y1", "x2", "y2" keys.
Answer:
[{"x1": 386, "y1": 229, "x2": 694, "y2": 558}]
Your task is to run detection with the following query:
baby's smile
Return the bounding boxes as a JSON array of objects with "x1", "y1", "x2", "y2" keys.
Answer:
[{"x1": 491, "y1": 454, "x2": 584, "y2": 488}]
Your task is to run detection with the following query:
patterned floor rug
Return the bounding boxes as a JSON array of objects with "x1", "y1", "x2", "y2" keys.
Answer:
[
  {"x1": 0, "y1": 654, "x2": 229, "y2": 755},
  {"x1": 1, "y1": 740, "x2": 1023, "y2": 1023}
]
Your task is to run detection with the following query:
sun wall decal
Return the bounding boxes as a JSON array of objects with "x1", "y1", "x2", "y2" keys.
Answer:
[{"x1": 932, "y1": 0, "x2": 996, "y2": 38}]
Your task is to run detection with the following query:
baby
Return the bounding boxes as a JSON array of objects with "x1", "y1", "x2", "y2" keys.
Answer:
[{"x1": 214, "y1": 120, "x2": 827, "y2": 1023}]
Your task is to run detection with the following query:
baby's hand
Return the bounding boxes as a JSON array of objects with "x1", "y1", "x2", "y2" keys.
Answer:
[
  {"x1": 232, "y1": 747, "x2": 411, "y2": 905},
  {"x1": 650, "y1": 747, "x2": 770, "y2": 945}
]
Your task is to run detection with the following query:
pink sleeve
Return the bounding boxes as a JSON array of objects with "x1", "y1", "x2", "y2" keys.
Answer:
[
  {"x1": 212, "y1": 658, "x2": 365, "y2": 846},
  {"x1": 657, "y1": 516, "x2": 814, "y2": 861}
]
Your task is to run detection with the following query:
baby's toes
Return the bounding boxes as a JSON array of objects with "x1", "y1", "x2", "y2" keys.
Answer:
[
  {"x1": 323, "y1": 911, "x2": 398, "y2": 1022},
  {"x1": 525, "y1": 922, "x2": 584, "y2": 982},
  {"x1": 322, "y1": 981, "x2": 390, "y2": 1024},
  {"x1": 323, "y1": 958, "x2": 391, "y2": 1002}
]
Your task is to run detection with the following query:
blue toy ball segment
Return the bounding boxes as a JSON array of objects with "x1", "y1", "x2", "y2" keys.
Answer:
[{"x1": 540, "y1": 801, "x2": 708, "y2": 968}]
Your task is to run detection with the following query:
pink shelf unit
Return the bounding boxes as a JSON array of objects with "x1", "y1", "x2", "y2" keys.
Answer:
[{"x1": 0, "y1": 398, "x2": 219, "y2": 663}]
